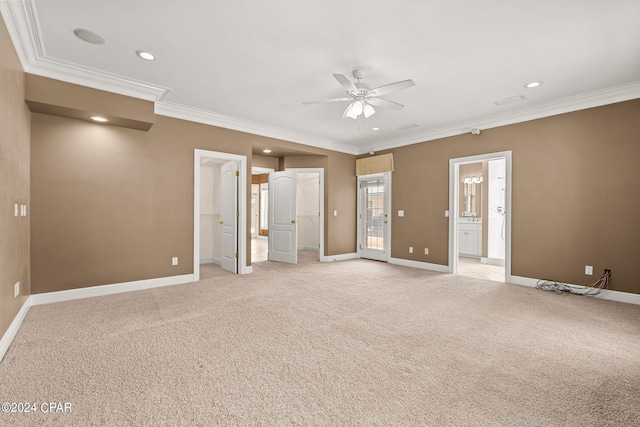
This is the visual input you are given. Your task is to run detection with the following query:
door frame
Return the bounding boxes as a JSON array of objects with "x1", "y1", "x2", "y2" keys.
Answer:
[
  {"x1": 357, "y1": 172, "x2": 392, "y2": 262},
  {"x1": 448, "y1": 151, "x2": 512, "y2": 282},
  {"x1": 285, "y1": 168, "x2": 325, "y2": 261},
  {"x1": 194, "y1": 149, "x2": 249, "y2": 281}
]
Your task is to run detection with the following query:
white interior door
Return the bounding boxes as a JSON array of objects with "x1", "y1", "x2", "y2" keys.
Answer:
[
  {"x1": 358, "y1": 173, "x2": 390, "y2": 262},
  {"x1": 268, "y1": 170, "x2": 297, "y2": 264},
  {"x1": 220, "y1": 161, "x2": 238, "y2": 273}
]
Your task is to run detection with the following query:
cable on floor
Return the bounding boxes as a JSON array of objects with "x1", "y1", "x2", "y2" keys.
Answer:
[{"x1": 535, "y1": 270, "x2": 610, "y2": 296}]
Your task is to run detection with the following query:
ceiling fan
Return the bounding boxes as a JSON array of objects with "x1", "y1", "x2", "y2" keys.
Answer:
[{"x1": 304, "y1": 68, "x2": 415, "y2": 119}]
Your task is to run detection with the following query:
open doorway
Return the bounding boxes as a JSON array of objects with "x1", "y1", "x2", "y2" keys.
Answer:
[
  {"x1": 251, "y1": 167, "x2": 274, "y2": 263},
  {"x1": 449, "y1": 151, "x2": 512, "y2": 283},
  {"x1": 194, "y1": 149, "x2": 248, "y2": 281}
]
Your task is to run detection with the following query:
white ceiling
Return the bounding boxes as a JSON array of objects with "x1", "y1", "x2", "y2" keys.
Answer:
[{"x1": 2, "y1": 0, "x2": 640, "y2": 155}]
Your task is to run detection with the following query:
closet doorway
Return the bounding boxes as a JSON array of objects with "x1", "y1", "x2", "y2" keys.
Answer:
[{"x1": 193, "y1": 149, "x2": 248, "y2": 280}]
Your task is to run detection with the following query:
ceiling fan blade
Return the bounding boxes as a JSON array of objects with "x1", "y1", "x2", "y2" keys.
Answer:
[
  {"x1": 369, "y1": 79, "x2": 415, "y2": 97},
  {"x1": 333, "y1": 74, "x2": 358, "y2": 93},
  {"x1": 303, "y1": 97, "x2": 352, "y2": 105},
  {"x1": 367, "y1": 97, "x2": 404, "y2": 110}
]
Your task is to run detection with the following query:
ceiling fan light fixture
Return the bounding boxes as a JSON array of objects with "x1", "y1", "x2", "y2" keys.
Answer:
[
  {"x1": 363, "y1": 103, "x2": 375, "y2": 118},
  {"x1": 352, "y1": 100, "x2": 363, "y2": 116},
  {"x1": 343, "y1": 102, "x2": 358, "y2": 119}
]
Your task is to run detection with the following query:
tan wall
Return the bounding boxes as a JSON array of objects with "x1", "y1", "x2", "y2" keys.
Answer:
[
  {"x1": 30, "y1": 82, "x2": 357, "y2": 293},
  {"x1": 386, "y1": 99, "x2": 640, "y2": 294},
  {"x1": 251, "y1": 154, "x2": 279, "y2": 171},
  {"x1": 0, "y1": 15, "x2": 31, "y2": 339}
]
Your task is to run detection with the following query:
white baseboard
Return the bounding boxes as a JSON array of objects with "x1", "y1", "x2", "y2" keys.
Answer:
[
  {"x1": 389, "y1": 257, "x2": 450, "y2": 273},
  {"x1": 481, "y1": 257, "x2": 505, "y2": 266},
  {"x1": 297, "y1": 246, "x2": 319, "y2": 252},
  {"x1": 240, "y1": 265, "x2": 253, "y2": 274},
  {"x1": 510, "y1": 275, "x2": 640, "y2": 305},
  {"x1": 199, "y1": 257, "x2": 220, "y2": 265},
  {"x1": 30, "y1": 274, "x2": 195, "y2": 306},
  {"x1": 0, "y1": 297, "x2": 33, "y2": 362},
  {"x1": 321, "y1": 253, "x2": 358, "y2": 262}
]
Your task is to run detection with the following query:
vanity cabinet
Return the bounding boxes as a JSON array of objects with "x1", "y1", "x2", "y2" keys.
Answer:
[{"x1": 459, "y1": 222, "x2": 482, "y2": 257}]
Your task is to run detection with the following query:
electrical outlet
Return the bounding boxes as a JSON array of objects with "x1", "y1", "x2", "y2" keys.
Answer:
[
  {"x1": 172, "y1": 257, "x2": 178, "y2": 266},
  {"x1": 604, "y1": 269, "x2": 611, "y2": 276},
  {"x1": 14, "y1": 282, "x2": 20, "y2": 298},
  {"x1": 409, "y1": 247, "x2": 413, "y2": 253},
  {"x1": 424, "y1": 248, "x2": 429, "y2": 255},
  {"x1": 585, "y1": 265, "x2": 593, "y2": 275}
]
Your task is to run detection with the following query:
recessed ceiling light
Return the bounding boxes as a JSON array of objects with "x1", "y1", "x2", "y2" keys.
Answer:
[
  {"x1": 73, "y1": 28, "x2": 105, "y2": 45},
  {"x1": 262, "y1": 149, "x2": 272, "y2": 153},
  {"x1": 136, "y1": 50, "x2": 156, "y2": 61},
  {"x1": 90, "y1": 115, "x2": 109, "y2": 123},
  {"x1": 525, "y1": 80, "x2": 543, "y2": 88},
  {"x1": 372, "y1": 127, "x2": 380, "y2": 131}
]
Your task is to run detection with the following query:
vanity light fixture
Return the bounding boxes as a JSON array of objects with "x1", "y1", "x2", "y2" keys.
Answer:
[
  {"x1": 525, "y1": 80, "x2": 543, "y2": 88},
  {"x1": 463, "y1": 176, "x2": 483, "y2": 184},
  {"x1": 262, "y1": 149, "x2": 272, "y2": 154},
  {"x1": 136, "y1": 50, "x2": 157, "y2": 61},
  {"x1": 90, "y1": 115, "x2": 109, "y2": 123}
]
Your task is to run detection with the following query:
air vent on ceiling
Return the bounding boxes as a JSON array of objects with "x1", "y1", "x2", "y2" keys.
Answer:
[
  {"x1": 495, "y1": 95, "x2": 526, "y2": 107},
  {"x1": 398, "y1": 123, "x2": 419, "y2": 131}
]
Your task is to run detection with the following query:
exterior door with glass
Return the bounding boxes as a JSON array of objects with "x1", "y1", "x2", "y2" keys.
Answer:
[{"x1": 358, "y1": 173, "x2": 390, "y2": 261}]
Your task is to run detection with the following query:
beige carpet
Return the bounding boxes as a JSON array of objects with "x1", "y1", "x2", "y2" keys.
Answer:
[{"x1": 1, "y1": 252, "x2": 639, "y2": 426}]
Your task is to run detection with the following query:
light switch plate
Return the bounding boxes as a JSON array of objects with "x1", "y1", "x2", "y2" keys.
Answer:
[{"x1": 398, "y1": 210, "x2": 404, "y2": 217}]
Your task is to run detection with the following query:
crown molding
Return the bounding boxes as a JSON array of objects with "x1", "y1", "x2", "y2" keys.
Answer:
[
  {"x1": 360, "y1": 80, "x2": 640, "y2": 154},
  {"x1": 0, "y1": 0, "x2": 170, "y2": 101},
  {"x1": 3, "y1": 0, "x2": 639, "y2": 157},
  {"x1": 155, "y1": 101, "x2": 357, "y2": 155}
]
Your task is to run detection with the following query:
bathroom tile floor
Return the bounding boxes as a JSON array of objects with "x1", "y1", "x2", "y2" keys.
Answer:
[{"x1": 458, "y1": 257, "x2": 505, "y2": 282}]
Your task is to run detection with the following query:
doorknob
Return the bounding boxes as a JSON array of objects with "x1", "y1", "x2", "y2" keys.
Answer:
[
  {"x1": 384, "y1": 220, "x2": 388, "y2": 224},
  {"x1": 219, "y1": 221, "x2": 224, "y2": 225},
  {"x1": 291, "y1": 219, "x2": 296, "y2": 224}
]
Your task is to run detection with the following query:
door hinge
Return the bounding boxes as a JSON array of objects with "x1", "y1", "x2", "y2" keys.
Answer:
[
  {"x1": 235, "y1": 252, "x2": 239, "y2": 258},
  {"x1": 235, "y1": 171, "x2": 239, "y2": 176},
  {"x1": 235, "y1": 211, "x2": 239, "y2": 218}
]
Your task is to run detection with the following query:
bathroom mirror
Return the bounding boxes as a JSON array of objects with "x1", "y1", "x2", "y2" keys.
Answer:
[{"x1": 462, "y1": 176, "x2": 482, "y2": 218}]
